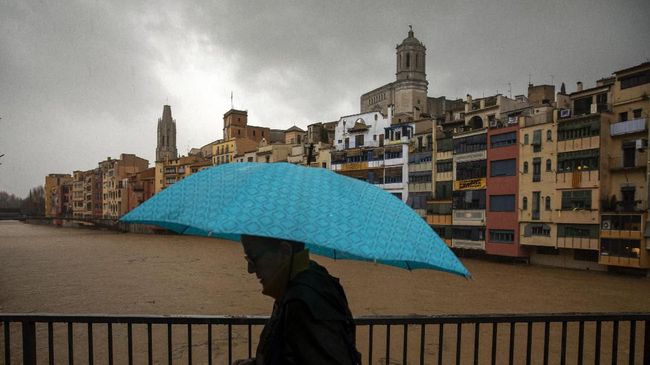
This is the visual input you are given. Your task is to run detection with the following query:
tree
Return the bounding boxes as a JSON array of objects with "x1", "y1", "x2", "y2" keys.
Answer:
[{"x1": 20, "y1": 186, "x2": 45, "y2": 216}]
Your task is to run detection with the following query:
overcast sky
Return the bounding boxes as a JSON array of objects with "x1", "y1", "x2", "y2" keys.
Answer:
[{"x1": 1, "y1": 0, "x2": 649, "y2": 197}]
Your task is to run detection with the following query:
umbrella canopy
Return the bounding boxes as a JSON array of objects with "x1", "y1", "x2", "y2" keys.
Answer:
[{"x1": 121, "y1": 162, "x2": 470, "y2": 278}]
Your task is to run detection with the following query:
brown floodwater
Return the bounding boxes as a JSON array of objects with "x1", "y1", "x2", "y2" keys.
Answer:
[{"x1": 1, "y1": 220, "x2": 649, "y2": 364}]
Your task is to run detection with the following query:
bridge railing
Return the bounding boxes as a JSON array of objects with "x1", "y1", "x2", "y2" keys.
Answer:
[{"x1": 2, "y1": 312, "x2": 649, "y2": 365}]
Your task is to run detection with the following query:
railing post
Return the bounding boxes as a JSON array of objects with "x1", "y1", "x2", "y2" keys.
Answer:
[{"x1": 22, "y1": 320, "x2": 36, "y2": 365}]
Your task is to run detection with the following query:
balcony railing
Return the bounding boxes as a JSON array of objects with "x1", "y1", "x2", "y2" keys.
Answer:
[
  {"x1": 4, "y1": 312, "x2": 647, "y2": 365},
  {"x1": 610, "y1": 118, "x2": 646, "y2": 137}
]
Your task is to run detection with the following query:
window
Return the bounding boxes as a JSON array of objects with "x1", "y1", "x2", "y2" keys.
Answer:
[
  {"x1": 557, "y1": 149, "x2": 599, "y2": 172},
  {"x1": 532, "y1": 130, "x2": 542, "y2": 152},
  {"x1": 452, "y1": 227, "x2": 485, "y2": 241},
  {"x1": 452, "y1": 190, "x2": 486, "y2": 210},
  {"x1": 595, "y1": 93, "x2": 608, "y2": 112},
  {"x1": 523, "y1": 161, "x2": 528, "y2": 173},
  {"x1": 435, "y1": 181, "x2": 452, "y2": 200},
  {"x1": 623, "y1": 141, "x2": 636, "y2": 168},
  {"x1": 428, "y1": 202, "x2": 452, "y2": 215},
  {"x1": 489, "y1": 195, "x2": 515, "y2": 211},
  {"x1": 557, "y1": 117, "x2": 600, "y2": 141},
  {"x1": 321, "y1": 162, "x2": 327, "y2": 168},
  {"x1": 523, "y1": 134, "x2": 529, "y2": 145},
  {"x1": 633, "y1": 109, "x2": 642, "y2": 119},
  {"x1": 456, "y1": 160, "x2": 487, "y2": 180},
  {"x1": 532, "y1": 158, "x2": 541, "y2": 182},
  {"x1": 601, "y1": 214, "x2": 641, "y2": 231},
  {"x1": 561, "y1": 190, "x2": 592, "y2": 210},
  {"x1": 453, "y1": 133, "x2": 487, "y2": 154},
  {"x1": 621, "y1": 186, "x2": 636, "y2": 210},
  {"x1": 531, "y1": 224, "x2": 551, "y2": 236},
  {"x1": 620, "y1": 71, "x2": 649, "y2": 89},
  {"x1": 546, "y1": 130, "x2": 552, "y2": 141},
  {"x1": 355, "y1": 134, "x2": 364, "y2": 147},
  {"x1": 557, "y1": 224, "x2": 599, "y2": 238},
  {"x1": 546, "y1": 159, "x2": 552, "y2": 172},
  {"x1": 522, "y1": 197, "x2": 528, "y2": 210},
  {"x1": 344, "y1": 138, "x2": 349, "y2": 149},
  {"x1": 619, "y1": 112, "x2": 628, "y2": 122},
  {"x1": 545, "y1": 196, "x2": 551, "y2": 210},
  {"x1": 574, "y1": 96, "x2": 592, "y2": 115},
  {"x1": 490, "y1": 159, "x2": 516, "y2": 177},
  {"x1": 532, "y1": 192, "x2": 541, "y2": 220},
  {"x1": 489, "y1": 229, "x2": 514, "y2": 243},
  {"x1": 490, "y1": 132, "x2": 516, "y2": 148},
  {"x1": 436, "y1": 159, "x2": 453, "y2": 173},
  {"x1": 601, "y1": 239, "x2": 641, "y2": 258}
]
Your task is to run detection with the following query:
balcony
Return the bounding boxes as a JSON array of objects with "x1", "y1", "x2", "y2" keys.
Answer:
[
  {"x1": 452, "y1": 239, "x2": 485, "y2": 250},
  {"x1": 610, "y1": 118, "x2": 646, "y2": 136},
  {"x1": 607, "y1": 154, "x2": 647, "y2": 171},
  {"x1": 453, "y1": 209, "x2": 485, "y2": 226},
  {"x1": 600, "y1": 214, "x2": 644, "y2": 239}
]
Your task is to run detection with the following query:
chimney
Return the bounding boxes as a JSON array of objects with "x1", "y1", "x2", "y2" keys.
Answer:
[{"x1": 576, "y1": 82, "x2": 583, "y2": 92}]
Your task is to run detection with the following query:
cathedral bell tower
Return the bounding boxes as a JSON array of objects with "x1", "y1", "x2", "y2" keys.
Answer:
[
  {"x1": 394, "y1": 26, "x2": 428, "y2": 116},
  {"x1": 156, "y1": 105, "x2": 178, "y2": 162}
]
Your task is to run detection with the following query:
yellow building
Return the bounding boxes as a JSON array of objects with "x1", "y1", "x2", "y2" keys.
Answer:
[
  {"x1": 212, "y1": 138, "x2": 258, "y2": 166},
  {"x1": 599, "y1": 62, "x2": 650, "y2": 269},
  {"x1": 44, "y1": 174, "x2": 72, "y2": 217},
  {"x1": 100, "y1": 154, "x2": 149, "y2": 218},
  {"x1": 71, "y1": 170, "x2": 85, "y2": 218},
  {"x1": 154, "y1": 154, "x2": 208, "y2": 193},
  {"x1": 256, "y1": 140, "x2": 292, "y2": 163},
  {"x1": 542, "y1": 79, "x2": 613, "y2": 269}
]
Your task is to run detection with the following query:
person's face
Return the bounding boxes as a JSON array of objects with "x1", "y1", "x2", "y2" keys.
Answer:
[{"x1": 241, "y1": 237, "x2": 290, "y2": 288}]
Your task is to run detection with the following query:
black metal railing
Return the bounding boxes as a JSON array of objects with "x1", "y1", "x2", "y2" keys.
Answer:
[{"x1": 1, "y1": 313, "x2": 649, "y2": 365}]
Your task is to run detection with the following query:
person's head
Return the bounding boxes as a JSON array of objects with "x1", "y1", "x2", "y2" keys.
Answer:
[{"x1": 240, "y1": 235, "x2": 304, "y2": 290}]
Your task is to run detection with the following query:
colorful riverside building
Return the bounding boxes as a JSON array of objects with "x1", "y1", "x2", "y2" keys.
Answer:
[
  {"x1": 99, "y1": 154, "x2": 149, "y2": 218},
  {"x1": 44, "y1": 173, "x2": 73, "y2": 218},
  {"x1": 600, "y1": 62, "x2": 650, "y2": 269},
  {"x1": 450, "y1": 94, "x2": 531, "y2": 252},
  {"x1": 330, "y1": 109, "x2": 400, "y2": 197},
  {"x1": 518, "y1": 88, "x2": 564, "y2": 264}
]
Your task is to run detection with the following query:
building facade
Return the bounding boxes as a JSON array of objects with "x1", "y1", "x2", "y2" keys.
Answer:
[{"x1": 100, "y1": 154, "x2": 149, "y2": 218}]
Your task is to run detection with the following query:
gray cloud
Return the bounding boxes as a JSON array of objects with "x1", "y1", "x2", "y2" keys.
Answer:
[{"x1": 1, "y1": 0, "x2": 649, "y2": 197}]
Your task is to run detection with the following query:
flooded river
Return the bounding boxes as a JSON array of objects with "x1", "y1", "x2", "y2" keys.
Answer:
[{"x1": 1, "y1": 220, "x2": 649, "y2": 363}]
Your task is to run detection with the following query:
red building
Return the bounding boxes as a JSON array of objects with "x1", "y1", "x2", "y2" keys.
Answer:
[{"x1": 486, "y1": 123, "x2": 527, "y2": 257}]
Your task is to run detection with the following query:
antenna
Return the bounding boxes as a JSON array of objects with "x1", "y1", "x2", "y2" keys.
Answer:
[
  {"x1": 230, "y1": 91, "x2": 233, "y2": 109},
  {"x1": 507, "y1": 82, "x2": 512, "y2": 98},
  {"x1": 528, "y1": 73, "x2": 532, "y2": 85}
]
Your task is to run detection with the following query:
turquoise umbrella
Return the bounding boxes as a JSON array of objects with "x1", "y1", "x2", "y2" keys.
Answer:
[{"x1": 121, "y1": 162, "x2": 470, "y2": 278}]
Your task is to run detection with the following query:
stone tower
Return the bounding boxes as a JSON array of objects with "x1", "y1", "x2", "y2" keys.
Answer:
[
  {"x1": 394, "y1": 26, "x2": 428, "y2": 115},
  {"x1": 156, "y1": 105, "x2": 178, "y2": 162}
]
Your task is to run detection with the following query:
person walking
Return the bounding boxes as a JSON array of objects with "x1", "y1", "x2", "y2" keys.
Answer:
[{"x1": 232, "y1": 234, "x2": 361, "y2": 365}]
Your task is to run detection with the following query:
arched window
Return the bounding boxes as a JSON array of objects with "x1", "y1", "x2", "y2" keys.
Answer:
[
  {"x1": 545, "y1": 196, "x2": 551, "y2": 210},
  {"x1": 523, "y1": 161, "x2": 529, "y2": 173},
  {"x1": 546, "y1": 159, "x2": 552, "y2": 172},
  {"x1": 523, "y1": 197, "x2": 528, "y2": 210},
  {"x1": 546, "y1": 130, "x2": 552, "y2": 141},
  {"x1": 406, "y1": 53, "x2": 410, "y2": 68}
]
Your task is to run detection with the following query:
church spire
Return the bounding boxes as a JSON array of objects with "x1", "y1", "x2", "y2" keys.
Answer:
[{"x1": 156, "y1": 105, "x2": 178, "y2": 162}]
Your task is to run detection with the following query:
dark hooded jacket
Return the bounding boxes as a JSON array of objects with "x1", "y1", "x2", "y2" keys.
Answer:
[{"x1": 255, "y1": 261, "x2": 360, "y2": 365}]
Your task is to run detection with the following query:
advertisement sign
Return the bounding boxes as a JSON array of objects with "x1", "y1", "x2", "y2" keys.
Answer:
[{"x1": 454, "y1": 177, "x2": 486, "y2": 190}]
